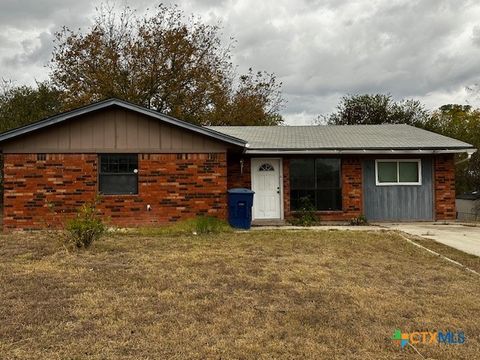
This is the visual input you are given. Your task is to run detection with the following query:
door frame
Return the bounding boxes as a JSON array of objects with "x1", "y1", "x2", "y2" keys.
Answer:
[{"x1": 250, "y1": 157, "x2": 284, "y2": 220}]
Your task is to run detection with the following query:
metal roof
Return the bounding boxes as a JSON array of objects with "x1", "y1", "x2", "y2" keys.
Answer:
[
  {"x1": 0, "y1": 98, "x2": 247, "y2": 147},
  {"x1": 208, "y1": 124, "x2": 475, "y2": 154}
]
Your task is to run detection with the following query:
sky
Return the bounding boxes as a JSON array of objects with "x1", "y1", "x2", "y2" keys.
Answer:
[{"x1": 1, "y1": 0, "x2": 480, "y2": 125}]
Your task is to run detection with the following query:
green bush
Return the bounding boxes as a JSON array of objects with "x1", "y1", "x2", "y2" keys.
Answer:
[
  {"x1": 192, "y1": 216, "x2": 231, "y2": 235},
  {"x1": 289, "y1": 197, "x2": 319, "y2": 226},
  {"x1": 65, "y1": 201, "x2": 106, "y2": 248},
  {"x1": 135, "y1": 216, "x2": 232, "y2": 236},
  {"x1": 349, "y1": 214, "x2": 368, "y2": 226}
]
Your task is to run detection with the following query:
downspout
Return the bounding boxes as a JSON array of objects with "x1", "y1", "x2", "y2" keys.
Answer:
[
  {"x1": 240, "y1": 143, "x2": 250, "y2": 175},
  {"x1": 455, "y1": 149, "x2": 477, "y2": 165}
]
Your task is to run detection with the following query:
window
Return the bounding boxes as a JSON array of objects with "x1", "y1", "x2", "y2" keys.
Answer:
[
  {"x1": 99, "y1": 154, "x2": 138, "y2": 195},
  {"x1": 259, "y1": 163, "x2": 275, "y2": 171},
  {"x1": 375, "y1": 159, "x2": 421, "y2": 185},
  {"x1": 290, "y1": 158, "x2": 341, "y2": 211}
]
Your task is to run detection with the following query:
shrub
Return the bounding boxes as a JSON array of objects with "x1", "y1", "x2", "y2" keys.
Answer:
[
  {"x1": 134, "y1": 217, "x2": 231, "y2": 237},
  {"x1": 289, "y1": 197, "x2": 319, "y2": 226},
  {"x1": 192, "y1": 216, "x2": 231, "y2": 235},
  {"x1": 349, "y1": 214, "x2": 368, "y2": 226},
  {"x1": 65, "y1": 200, "x2": 106, "y2": 248}
]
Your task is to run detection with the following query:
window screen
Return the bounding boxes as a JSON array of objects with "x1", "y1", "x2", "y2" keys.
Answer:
[
  {"x1": 99, "y1": 154, "x2": 138, "y2": 195},
  {"x1": 290, "y1": 158, "x2": 341, "y2": 211},
  {"x1": 399, "y1": 162, "x2": 419, "y2": 182},
  {"x1": 377, "y1": 162, "x2": 397, "y2": 182}
]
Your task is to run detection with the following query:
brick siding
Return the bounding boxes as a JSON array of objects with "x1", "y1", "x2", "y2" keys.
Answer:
[
  {"x1": 3, "y1": 153, "x2": 227, "y2": 230},
  {"x1": 3, "y1": 152, "x2": 458, "y2": 229},
  {"x1": 282, "y1": 158, "x2": 291, "y2": 217},
  {"x1": 226, "y1": 154, "x2": 251, "y2": 189},
  {"x1": 434, "y1": 154, "x2": 456, "y2": 220}
]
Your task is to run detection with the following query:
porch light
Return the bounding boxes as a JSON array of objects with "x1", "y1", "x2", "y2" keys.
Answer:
[{"x1": 240, "y1": 158, "x2": 244, "y2": 175}]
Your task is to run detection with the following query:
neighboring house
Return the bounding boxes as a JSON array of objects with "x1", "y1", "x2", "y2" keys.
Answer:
[
  {"x1": 0, "y1": 98, "x2": 475, "y2": 230},
  {"x1": 456, "y1": 192, "x2": 480, "y2": 221}
]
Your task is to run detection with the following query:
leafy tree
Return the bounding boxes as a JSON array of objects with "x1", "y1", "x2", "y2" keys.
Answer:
[
  {"x1": 320, "y1": 94, "x2": 428, "y2": 126},
  {"x1": 209, "y1": 69, "x2": 284, "y2": 126},
  {"x1": 0, "y1": 80, "x2": 63, "y2": 133},
  {"x1": 423, "y1": 105, "x2": 480, "y2": 192},
  {"x1": 321, "y1": 95, "x2": 479, "y2": 192},
  {"x1": 50, "y1": 4, "x2": 284, "y2": 125}
]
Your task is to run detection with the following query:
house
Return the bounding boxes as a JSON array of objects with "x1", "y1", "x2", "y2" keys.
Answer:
[{"x1": 0, "y1": 98, "x2": 475, "y2": 230}]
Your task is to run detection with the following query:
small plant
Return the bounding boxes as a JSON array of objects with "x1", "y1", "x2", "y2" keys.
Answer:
[
  {"x1": 192, "y1": 215, "x2": 231, "y2": 235},
  {"x1": 289, "y1": 197, "x2": 319, "y2": 226},
  {"x1": 349, "y1": 214, "x2": 368, "y2": 226},
  {"x1": 65, "y1": 200, "x2": 106, "y2": 249}
]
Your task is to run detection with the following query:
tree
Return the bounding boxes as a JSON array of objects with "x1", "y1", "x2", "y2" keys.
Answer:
[
  {"x1": 208, "y1": 69, "x2": 284, "y2": 126},
  {"x1": 320, "y1": 94, "x2": 428, "y2": 126},
  {"x1": 423, "y1": 105, "x2": 480, "y2": 192},
  {"x1": 320, "y1": 95, "x2": 479, "y2": 192},
  {"x1": 50, "y1": 4, "x2": 284, "y2": 125},
  {"x1": 0, "y1": 80, "x2": 63, "y2": 133}
]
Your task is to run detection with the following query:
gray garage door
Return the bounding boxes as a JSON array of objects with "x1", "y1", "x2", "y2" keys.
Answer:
[{"x1": 363, "y1": 158, "x2": 434, "y2": 221}]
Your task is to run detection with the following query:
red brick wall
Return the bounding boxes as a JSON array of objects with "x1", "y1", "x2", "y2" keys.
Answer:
[
  {"x1": 226, "y1": 154, "x2": 251, "y2": 189},
  {"x1": 3, "y1": 153, "x2": 227, "y2": 230},
  {"x1": 283, "y1": 158, "x2": 290, "y2": 217},
  {"x1": 339, "y1": 157, "x2": 363, "y2": 218},
  {"x1": 434, "y1": 154, "x2": 456, "y2": 220},
  {"x1": 3, "y1": 154, "x2": 97, "y2": 230}
]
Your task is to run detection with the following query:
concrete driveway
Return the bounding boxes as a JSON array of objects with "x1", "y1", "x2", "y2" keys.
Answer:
[{"x1": 381, "y1": 222, "x2": 480, "y2": 257}]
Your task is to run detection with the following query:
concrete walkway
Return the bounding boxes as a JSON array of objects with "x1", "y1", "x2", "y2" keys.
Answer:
[{"x1": 379, "y1": 222, "x2": 480, "y2": 257}]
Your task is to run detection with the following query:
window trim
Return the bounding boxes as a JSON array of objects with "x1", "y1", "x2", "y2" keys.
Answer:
[
  {"x1": 375, "y1": 159, "x2": 422, "y2": 186},
  {"x1": 98, "y1": 154, "x2": 139, "y2": 195}
]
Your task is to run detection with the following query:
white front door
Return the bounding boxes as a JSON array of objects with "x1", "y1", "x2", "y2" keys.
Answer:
[{"x1": 251, "y1": 158, "x2": 282, "y2": 219}]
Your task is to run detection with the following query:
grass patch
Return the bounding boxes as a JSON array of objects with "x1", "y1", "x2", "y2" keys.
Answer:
[
  {"x1": 132, "y1": 217, "x2": 233, "y2": 236},
  {"x1": 0, "y1": 230, "x2": 478, "y2": 359},
  {"x1": 407, "y1": 234, "x2": 480, "y2": 274}
]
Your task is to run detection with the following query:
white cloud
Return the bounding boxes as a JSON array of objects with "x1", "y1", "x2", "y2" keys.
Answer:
[{"x1": 2, "y1": 0, "x2": 480, "y2": 124}]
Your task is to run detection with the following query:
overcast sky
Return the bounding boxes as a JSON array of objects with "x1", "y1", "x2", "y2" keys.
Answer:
[{"x1": 2, "y1": 0, "x2": 480, "y2": 124}]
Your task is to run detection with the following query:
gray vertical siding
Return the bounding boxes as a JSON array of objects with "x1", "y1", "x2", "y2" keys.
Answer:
[{"x1": 363, "y1": 158, "x2": 434, "y2": 221}]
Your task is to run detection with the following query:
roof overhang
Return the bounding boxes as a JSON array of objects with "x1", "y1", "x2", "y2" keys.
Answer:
[
  {"x1": 244, "y1": 148, "x2": 477, "y2": 155},
  {"x1": 0, "y1": 98, "x2": 247, "y2": 148}
]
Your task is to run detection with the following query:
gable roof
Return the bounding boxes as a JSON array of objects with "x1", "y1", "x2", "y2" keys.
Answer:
[
  {"x1": 208, "y1": 125, "x2": 475, "y2": 154},
  {"x1": 0, "y1": 99, "x2": 474, "y2": 155},
  {"x1": 0, "y1": 98, "x2": 246, "y2": 147}
]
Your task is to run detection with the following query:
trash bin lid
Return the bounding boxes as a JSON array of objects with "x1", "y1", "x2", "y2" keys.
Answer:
[{"x1": 227, "y1": 188, "x2": 255, "y2": 194}]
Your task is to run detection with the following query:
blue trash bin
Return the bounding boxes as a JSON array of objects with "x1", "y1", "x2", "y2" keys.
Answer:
[{"x1": 227, "y1": 188, "x2": 255, "y2": 229}]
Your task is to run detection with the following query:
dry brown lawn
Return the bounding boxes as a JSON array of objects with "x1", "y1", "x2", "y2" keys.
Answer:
[{"x1": 0, "y1": 229, "x2": 479, "y2": 359}]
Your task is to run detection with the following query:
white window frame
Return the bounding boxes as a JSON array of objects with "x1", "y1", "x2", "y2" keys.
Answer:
[{"x1": 375, "y1": 159, "x2": 422, "y2": 186}]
